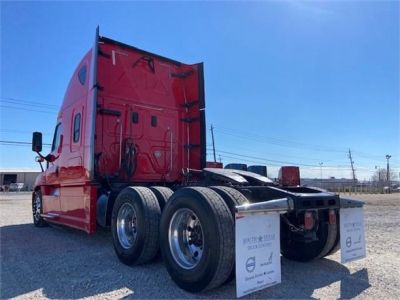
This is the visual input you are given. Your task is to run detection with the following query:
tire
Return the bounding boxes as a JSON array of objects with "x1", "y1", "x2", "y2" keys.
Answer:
[
  {"x1": 149, "y1": 186, "x2": 173, "y2": 211},
  {"x1": 322, "y1": 211, "x2": 341, "y2": 257},
  {"x1": 317, "y1": 222, "x2": 338, "y2": 258},
  {"x1": 111, "y1": 186, "x2": 161, "y2": 265},
  {"x1": 160, "y1": 187, "x2": 234, "y2": 292},
  {"x1": 280, "y1": 210, "x2": 337, "y2": 262},
  {"x1": 32, "y1": 191, "x2": 47, "y2": 227},
  {"x1": 210, "y1": 186, "x2": 248, "y2": 284},
  {"x1": 210, "y1": 186, "x2": 248, "y2": 217},
  {"x1": 326, "y1": 238, "x2": 340, "y2": 256}
]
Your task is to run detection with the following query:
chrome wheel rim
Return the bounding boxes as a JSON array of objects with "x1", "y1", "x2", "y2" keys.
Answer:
[
  {"x1": 33, "y1": 194, "x2": 41, "y2": 221},
  {"x1": 116, "y1": 202, "x2": 138, "y2": 249},
  {"x1": 169, "y1": 208, "x2": 204, "y2": 269}
]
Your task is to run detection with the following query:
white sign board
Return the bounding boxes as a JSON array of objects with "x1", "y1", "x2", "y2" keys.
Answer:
[
  {"x1": 235, "y1": 212, "x2": 281, "y2": 298},
  {"x1": 340, "y1": 207, "x2": 366, "y2": 263}
]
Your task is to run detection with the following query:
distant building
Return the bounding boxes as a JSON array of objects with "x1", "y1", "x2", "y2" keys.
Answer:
[
  {"x1": 0, "y1": 170, "x2": 40, "y2": 191},
  {"x1": 301, "y1": 177, "x2": 356, "y2": 190}
]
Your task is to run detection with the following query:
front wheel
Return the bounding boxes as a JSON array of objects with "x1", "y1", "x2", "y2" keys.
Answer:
[
  {"x1": 160, "y1": 187, "x2": 234, "y2": 292},
  {"x1": 32, "y1": 191, "x2": 47, "y2": 227}
]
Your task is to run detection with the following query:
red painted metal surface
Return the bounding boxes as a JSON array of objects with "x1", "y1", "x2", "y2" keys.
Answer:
[
  {"x1": 94, "y1": 39, "x2": 204, "y2": 183},
  {"x1": 33, "y1": 34, "x2": 205, "y2": 234}
]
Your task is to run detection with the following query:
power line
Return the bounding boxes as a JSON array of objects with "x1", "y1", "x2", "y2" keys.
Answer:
[
  {"x1": 207, "y1": 153, "x2": 378, "y2": 173},
  {"x1": 209, "y1": 153, "x2": 282, "y2": 167},
  {"x1": 0, "y1": 140, "x2": 52, "y2": 146},
  {"x1": 0, "y1": 100, "x2": 58, "y2": 111},
  {"x1": 206, "y1": 148, "x2": 397, "y2": 170},
  {"x1": 209, "y1": 148, "x2": 339, "y2": 168},
  {"x1": 0, "y1": 97, "x2": 59, "y2": 108},
  {"x1": 212, "y1": 125, "x2": 398, "y2": 161},
  {"x1": 0, "y1": 129, "x2": 53, "y2": 135},
  {"x1": 214, "y1": 126, "x2": 346, "y2": 153},
  {"x1": 0, "y1": 97, "x2": 395, "y2": 162},
  {"x1": 215, "y1": 129, "x2": 347, "y2": 154},
  {"x1": 0, "y1": 143, "x2": 50, "y2": 148},
  {"x1": 206, "y1": 137, "x2": 351, "y2": 164},
  {"x1": 0, "y1": 105, "x2": 57, "y2": 115},
  {"x1": 1, "y1": 96, "x2": 395, "y2": 164}
]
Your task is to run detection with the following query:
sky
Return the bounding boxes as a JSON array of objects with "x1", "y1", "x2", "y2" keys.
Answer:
[{"x1": 0, "y1": 1, "x2": 399, "y2": 180}]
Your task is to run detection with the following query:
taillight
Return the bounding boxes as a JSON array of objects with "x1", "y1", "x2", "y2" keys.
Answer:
[
  {"x1": 304, "y1": 211, "x2": 314, "y2": 230},
  {"x1": 329, "y1": 209, "x2": 336, "y2": 225}
]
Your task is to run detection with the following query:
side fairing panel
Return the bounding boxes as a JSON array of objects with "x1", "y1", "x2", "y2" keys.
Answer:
[{"x1": 94, "y1": 38, "x2": 205, "y2": 183}]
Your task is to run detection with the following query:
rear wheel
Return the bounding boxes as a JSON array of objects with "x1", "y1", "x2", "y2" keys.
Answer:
[
  {"x1": 210, "y1": 186, "x2": 248, "y2": 283},
  {"x1": 111, "y1": 186, "x2": 161, "y2": 265},
  {"x1": 322, "y1": 211, "x2": 340, "y2": 257},
  {"x1": 32, "y1": 191, "x2": 47, "y2": 227},
  {"x1": 149, "y1": 186, "x2": 173, "y2": 210},
  {"x1": 160, "y1": 187, "x2": 234, "y2": 292},
  {"x1": 210, "y1": 186, "x2": 248, "y2": 216},
  {"x1": 325, "y1": 237, "x2": 340, "y2": 256},
  {"x1": 280, "y1": 210, "x2": 338, "y2": 262}
]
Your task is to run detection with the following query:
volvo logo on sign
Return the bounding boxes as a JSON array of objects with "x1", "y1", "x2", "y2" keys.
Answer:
[
  {"x1": 245, "y1": 256, "x2": 256, "y2": 273},
  {"x1": 346, "y1": 236, "x2": 352, "y2": 248}
]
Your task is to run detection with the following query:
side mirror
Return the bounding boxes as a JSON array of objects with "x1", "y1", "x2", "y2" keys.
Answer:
[{"x1": 32, "y1": 132, "x2": 43, "y2": 152}]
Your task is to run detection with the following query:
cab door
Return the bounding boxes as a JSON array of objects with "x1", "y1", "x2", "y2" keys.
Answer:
[{"x1": 42, "y1": 123, "x2": 63, "y2": 214}]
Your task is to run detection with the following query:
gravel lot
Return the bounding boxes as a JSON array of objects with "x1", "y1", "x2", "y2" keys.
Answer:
[{"x1": 1, "y1": 192, "x2": 399, "y2": 299}]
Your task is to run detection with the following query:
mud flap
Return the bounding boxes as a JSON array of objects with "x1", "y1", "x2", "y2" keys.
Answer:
[
  {"x1": 235, "y1": 198, "x2": 291, "y2": 298},
  {"x1": 235, "y1": 212, "x2": 281, "y2": 298},
  {"x1": 340, "y1": 207, "x2": 366, "y2": 263}
]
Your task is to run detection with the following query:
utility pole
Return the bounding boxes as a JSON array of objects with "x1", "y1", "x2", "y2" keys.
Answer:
[
  {"x1": 218, "y1": 155, "x2": 222, "y2": 163},
  {"x1": 375, "y1": 165, "x2": 381, "y2": 193},
  {"x1": 386, "y1": 154, "x2": 391, "y2": 193},
  {"x1": 319, "y1": 162, "x2": 323, "y2": 188},
  {"x1": 210, "y1": 124, "x2": 216, "y2": 162},
  {"x1": 348, "y1": 149, "x2": 357, "y2": 186}
]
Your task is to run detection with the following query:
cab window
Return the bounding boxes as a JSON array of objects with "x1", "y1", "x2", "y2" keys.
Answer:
[
  {"x1": 78, "y1": 65, "x2": 87, "y2": 85},
  {"x1": 51, "y1": 123, "x2": 62, "y2": 152},
  {"x1": 73, "y1": 113, "x2": 81, "y2": 143}
]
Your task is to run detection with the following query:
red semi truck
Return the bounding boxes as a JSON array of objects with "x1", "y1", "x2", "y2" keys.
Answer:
[{"x1": 31, "y1": 28, "x2": 363, "y2": 293}]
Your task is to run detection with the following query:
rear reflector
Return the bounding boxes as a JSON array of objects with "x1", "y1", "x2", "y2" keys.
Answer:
[
  {"x1": 304, "y1": 211, "x2": 314, "y2": 230},
  {"x1": 329, "y1": 209, "x2": 336, "y2": 225}
]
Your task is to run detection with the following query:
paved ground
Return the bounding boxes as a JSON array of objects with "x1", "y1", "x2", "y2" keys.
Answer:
[{"x1": 1, "y1": 192, "x2": 399, "y2": 299}]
